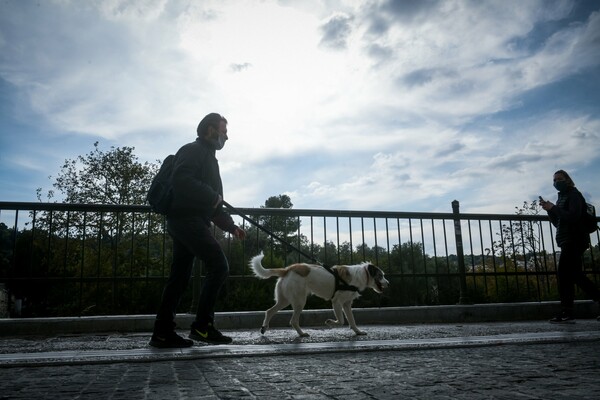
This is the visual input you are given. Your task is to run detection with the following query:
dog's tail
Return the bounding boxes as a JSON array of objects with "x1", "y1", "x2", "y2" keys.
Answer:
[{"x1": 249, "y1": 252, "x2": 287, "y2": 279}]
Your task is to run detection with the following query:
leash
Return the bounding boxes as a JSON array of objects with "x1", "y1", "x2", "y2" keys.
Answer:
[
  {"x1": 222, "y1": 200, "x2": 359, "y2": 295},
  {"x1": 223, "y1": 200, "x2": 319, "y2": 264}
]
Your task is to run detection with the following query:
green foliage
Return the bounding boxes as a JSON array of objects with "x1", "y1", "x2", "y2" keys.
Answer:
[
  {"x1": 38, "y1": 141, "x2": 158, "y2": 205},
  {"x1": 465, "y1": 256, "x2": 559, "y2": 304}
]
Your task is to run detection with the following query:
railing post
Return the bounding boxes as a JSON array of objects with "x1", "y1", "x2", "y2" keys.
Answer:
[
  {"x1": 190, "y1": 258, "x2": 202, "y2": 313},
  {"x1": 452, "y1": 200, "x2": 470, "y2": 304}
]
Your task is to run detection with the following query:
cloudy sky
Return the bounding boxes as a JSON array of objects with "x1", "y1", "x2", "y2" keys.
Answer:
[{"x1": 1, "y1": 0, "x2": 599, "y2": 214}]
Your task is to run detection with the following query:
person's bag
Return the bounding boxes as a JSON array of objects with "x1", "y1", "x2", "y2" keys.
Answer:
[
  {"x1": 146, "y1": 154, "x2": 175, "y2": 214},
  {"x1": 582, "y1": 201, "x2": 598, "y2": 233}
]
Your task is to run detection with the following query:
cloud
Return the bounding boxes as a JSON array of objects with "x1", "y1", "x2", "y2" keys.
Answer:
[
  {"x1": 0, "y1": 0, "x2": 599, "y2": 217},
  {"x1": 230, "y1": 62, "x2": 252, "y2": 72},
  {"x1": 319, "y1": 13, "x2": 354, "y2": 50}
]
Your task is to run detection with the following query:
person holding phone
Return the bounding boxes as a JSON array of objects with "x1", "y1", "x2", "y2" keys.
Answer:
[{"x1": 540, "y1": 170, "x2": 600, "y2": 323}]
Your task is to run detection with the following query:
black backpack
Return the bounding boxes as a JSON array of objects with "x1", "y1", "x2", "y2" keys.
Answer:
[
  {"x1": 582, "y1": 200, "x2": 599, "y2": 234},
  {"x1": 147, "y1": 154, "x2": 176, "y2": 214}
]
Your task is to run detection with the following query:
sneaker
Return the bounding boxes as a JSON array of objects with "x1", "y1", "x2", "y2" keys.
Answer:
[
  {"x1": 149, "y1": 331, "x2": 194, "y2": 348},
  {"x1": 190, "y1": 323, "x2": 233, "y2": 345},
  {"x1": 549, "y1": 312, "x2": 575, "y2": 324}
]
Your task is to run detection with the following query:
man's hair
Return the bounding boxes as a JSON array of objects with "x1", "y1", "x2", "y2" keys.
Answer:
[
  {"x1": 554, "y1": 169, "x2": 575, "y2": 187},
  {"x1": 197, "y1": 113, "x2": 227, "y2": 137}
]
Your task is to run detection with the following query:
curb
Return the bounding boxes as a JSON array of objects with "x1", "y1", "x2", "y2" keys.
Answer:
[
  {"x1": 0, "y1": 300, "x2": 596, "y2": 337},
  {"x1": 3, "y1": 330, "x2": 600, "y2": 368}
]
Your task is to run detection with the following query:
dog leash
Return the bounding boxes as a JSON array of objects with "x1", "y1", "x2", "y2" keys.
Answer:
[
  {"x1": 223, "y1": 200, "x2": 319, "y2": 264},
  {"x1": 223, "y1": 201, "x2": 359, "y2": 294}
]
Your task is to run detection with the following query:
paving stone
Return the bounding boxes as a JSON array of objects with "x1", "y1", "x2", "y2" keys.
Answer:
[{"x1": 1, "y1": 322, "x2": 600, "y2": 399}]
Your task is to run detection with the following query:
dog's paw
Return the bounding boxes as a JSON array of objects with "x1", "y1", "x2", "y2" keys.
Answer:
[
  {"x1": 299, "y1": 332, "x2": 310, "y2": 337},
  {"x1": 260, "y1": 326, "x2": 267, "y2": 335},
  {"x1": 325, "y1": 319, "x2": 341, "y2": 327},
  {"x1": 354, "y1": 330, "x2": 367, "y2": 336}
]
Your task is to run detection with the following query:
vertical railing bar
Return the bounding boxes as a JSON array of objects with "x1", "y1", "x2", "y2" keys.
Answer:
[
  {"x1": 408, "y1": 218, "x2": 414, "y2": 269},
  {"x1": 28, "y1": 210, "x2": 36, "y2": 280},
  {"x1": 519, "y1": 219, "x2": 531, "y2": 299},
  {"x1": 46, "y1": 210, "x2": 54, "y2": 282},
  {"x1": 296, "y1": 216, "x2": 302, "y2": 264},
  {"x1": 419, "y1": 218, "x2": 428, "y2": 301},
  {"x1": 487, "y1": 220, "x2": 499, "y2": 296},
  {"x1": 9, "y1": 209, "x2": 20, "y2": 315},
  {"x1": 360, "y1": 217, "x2": 366, "y2": 261},
  {"x1": 323, "y1": 217, "x2": 328, "y2": 263},
  {"x1": 408, "y1": 218, "x2": 416, "y2": 303},
  {"x1": 336, "y1": 217, "x2": 341, "y2": 264},
  {"x1": 349, "y1": 217, "x2": 354, "y2": 264},
  {"x1": 63, "y1": 211, "x2": 71, "y2": 312},
  {"x1": 113, "y1": 211, "x2": 120, "y2": 310},
  {"x1": 310, "y1": 216, "x2": 314, "y2": 259},
  {"x1": 508, "y1": 220, "x2": 520, "y2": 298},
  {"x1": 538, "y1": 220, "x2": 550, "y2": 296},
  {"x1": 129, "y1": 212, "x2": 136, "y2": 313},
  {"x1": 431, "y1": 219, "x2": 439, "y2": 304},
  {"x1": 419, "y1": 218, "x2": 426, "y2": 272},
  {"x1": 385, "y1": 218, "x2": 391, "y2": 273},
  {"x1": 79, "y1": 212, "x2": 87, "y2": 315},
  {"x1": 498, "y1": 219, "x2": 509, "y2": 297},
  {"x1": 477, "y1": 219, "x2": 488, "y2": 297},
  {"x1": 466, "y1": 220, "x2": 477, "y2": 295},
  {"x1": 442, "y1": 219, "x2": 450, "y2": 275},
  {"x1": 268, "y1": 215, "x2": 274, "y2": 265},
  {"x1": 97, "y1": 211, "x2": 104, "y2": 311},
  {"x1": 145, "y1": 213, "x2": 151, "y2": 284},
  {"x1": 451, "y1": 201, "x2": 469, "y2": 304},
  {"x1": 533, "y1": 220, "x2": 543, "y2": 301},
  {"x1": 397, "y1": 218, "x2": 403, "y2": 275},
  {"x1": 373, "y1": 217, "x2": 379, "y2": 266}
]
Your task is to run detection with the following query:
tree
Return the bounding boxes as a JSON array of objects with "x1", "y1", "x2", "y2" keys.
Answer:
[
  {"x1": 34, "y1": 141, "x2": 163, "y2": 239},
  {"x1": 259, "y1": 195, "x2": 299, "y2": 237},
  {"x1": 256, "y1": 195, "x2": 304, "y2": 263},
  {"x1": 38, "y1": 141, "x2": 158, "y2": 205},
  {"x1": 10, "y1": 142, "x2": 168, "y2": 316},
  {"x1": 482, "y1": 200, "x2": 555, "y2": 303},
  {"x1": 491, "y1": 200, "x2": 544, "y2": 267},
  {"x1": 33, "y1": 141, "x2": 164, "y2": 274}
]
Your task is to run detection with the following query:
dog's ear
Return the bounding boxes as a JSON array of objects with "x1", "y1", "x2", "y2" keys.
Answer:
[{"x1": 367, "y1": 263, "x2": 378, "y2": 277}]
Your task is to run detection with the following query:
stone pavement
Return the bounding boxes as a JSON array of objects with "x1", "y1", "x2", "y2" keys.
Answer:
[{"x1": 1, "y1": 319, "x2": 599, "y2": 399}]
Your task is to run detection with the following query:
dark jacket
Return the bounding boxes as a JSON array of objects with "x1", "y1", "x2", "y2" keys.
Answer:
[
  {"x1": 547, "y1": 186, "x2": 588, "y2": 248},
  {"x1": 167, "y1": 137, "x2": 236, "y2": 233}
]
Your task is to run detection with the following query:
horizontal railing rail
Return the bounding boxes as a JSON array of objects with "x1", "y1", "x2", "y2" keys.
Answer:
[{"x1": 0, "y1": 201, "x2": 598, "y2": 318}]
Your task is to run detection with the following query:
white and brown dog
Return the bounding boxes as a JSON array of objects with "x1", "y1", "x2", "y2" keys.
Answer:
[{"x1": 249, "y1": 252, "x2": 389, "y2": 337}]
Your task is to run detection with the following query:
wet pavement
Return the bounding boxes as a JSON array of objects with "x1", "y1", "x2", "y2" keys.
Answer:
[{"x1": 1, "y1": 320, "x2": 599, "y2": 399}]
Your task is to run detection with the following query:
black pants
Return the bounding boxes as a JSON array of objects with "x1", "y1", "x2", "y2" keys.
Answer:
[
  {"x1": 154, "y1": 216, "x2": 229, "y2": 334},
  {"x1": 557, "y1": 242, "x2": 600, "y2": 311}
]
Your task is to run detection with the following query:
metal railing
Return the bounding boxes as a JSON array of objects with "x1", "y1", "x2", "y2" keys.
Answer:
[{"x1": 1, "y1": 201, "x2": 598, "y2": 318}]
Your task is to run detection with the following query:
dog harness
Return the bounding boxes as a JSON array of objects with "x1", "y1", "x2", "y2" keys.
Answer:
[{"x1": 322, "y1": 264, "x2": 359, "y2": 299}]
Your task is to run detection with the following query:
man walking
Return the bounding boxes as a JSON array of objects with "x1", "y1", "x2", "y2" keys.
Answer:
[{"x1": 150, "y1": 113, "x2": 245, "y2": 348}]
